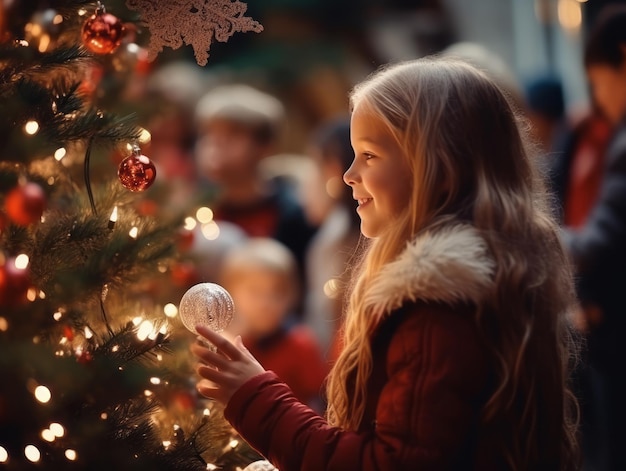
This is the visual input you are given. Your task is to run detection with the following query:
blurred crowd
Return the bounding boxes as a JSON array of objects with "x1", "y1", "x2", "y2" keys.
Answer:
[{"x1": 118, "y1": 1, "x2": 626, "y2": 470}]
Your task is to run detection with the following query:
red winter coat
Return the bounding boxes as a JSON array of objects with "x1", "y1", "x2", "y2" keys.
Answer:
[{"x1": 225, "y1": 225, "x2": 504, "y2": 470}]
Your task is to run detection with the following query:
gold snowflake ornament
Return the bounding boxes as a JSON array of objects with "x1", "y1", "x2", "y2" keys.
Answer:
[{"x1": 126, "y1": 0, "x2": 263, "y2": 66}]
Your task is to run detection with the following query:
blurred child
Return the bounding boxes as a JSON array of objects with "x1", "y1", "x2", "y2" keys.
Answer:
[
  {"x1": 193, "y1": 58, "x2": 579, "y2": 470},
  {"x1": 220, "y1": 238, "x2": 327, "y2": 411},
  {"x1": 194, "y1": 85, "x2": 316, "y2": 274},
  {"x1": 301, "y1": 118, "x2": 361, "y2": 355}
]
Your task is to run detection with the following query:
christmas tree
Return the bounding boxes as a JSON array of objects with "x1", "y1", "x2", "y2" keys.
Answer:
[{"x1": 0, "y1": 1, "x2": 263, "y2": 469}]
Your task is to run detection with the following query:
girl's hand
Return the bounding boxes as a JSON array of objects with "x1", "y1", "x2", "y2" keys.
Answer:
[{"x1": 190, "y1": 325, "x2": 265, "y2": 405}]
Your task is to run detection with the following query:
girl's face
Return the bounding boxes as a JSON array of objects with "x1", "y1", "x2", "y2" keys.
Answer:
[{"x1": 344, "y1": 103, "x2": 412, "y2": 238}]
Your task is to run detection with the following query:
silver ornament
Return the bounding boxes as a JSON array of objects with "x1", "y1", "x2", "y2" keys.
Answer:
[
  {"x1": 178, "y1": 283, "x2": 234, "y2": 334},
  {"x1": 242, "y1": 460, "x2": 278, "y2": 471}
]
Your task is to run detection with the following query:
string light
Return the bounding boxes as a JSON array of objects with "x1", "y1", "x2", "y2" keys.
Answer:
[
  {"x1": 100, "y1": 412, "x2": 108, "y2": 420},
  {"x1": 41, "y1": 429, "x2": 55, "y2": 442},
  {"x1": 183, "y1": 217, "x2": 197, "y2": 231},
  {"x1": 50, "y1": 423, "x2": 65, "y2": 437},
  {"x1": 136, "y1": 320, "x2": 154, "y2": 341},
  {"x1": 0, "y1": 446, "x2": 8, "y2": 463},
  {"x1": 26, "y1": 288, "x2": 37, "y2": 302},
  {"x1": 162, "y1": 440, "x2": 171, "y2": 449},
  {"x1": 203, "y1": 408, "x2": 210, "y2": 416},
  {"x1": 34, "y1": 385, "x2": 51, "y2": 403},
  {"x1": 144, "y1": 390, "x2": 153, "y2": 397},
  {"x1": 201, "y1": 221, "x2": 220, "y2": 240},
  {"x1": 195, "y1": 207, "x2": 214, "y2": 224},
  {"x1": 150, "y1": 377, "x2": 161, "y2": 385},
  {"x1": 138, "y1": 128, "x2": 152, "y2": 144},
  {"x1": 24, "y1": 120, "x2": 40, "y2": 135},
  {"x1": 0, "y1": 317, "x2": 8, "y2": 332},
  {"x1": 163, "y1": 303, "x2": 178, "y2": 318},
  {"x1": 54, "y1": 147, "x2": 67, "y2": 161},
  {"x1": 15, "y1": 254, "x2": 30, "y2": 269},
  {"x1": 24, "y1": 445, "x2": 41, "y2": 462},
  {"x1": 65, "y1": 449, "x2": 77, "y2": 461},
  {"x1": 84, "y1": 327, "x2": 93, "y2": 339},
  {"x1": 129, "y1": 226, "x2": 139, "y2": 239},
  {"x1": 53, "y1": 311, "x2": 63, "y2": 321},
  {"x1": 111, "y1": 345, "x2": 119, "y2": 352},
  {"x1": 132, "y1": 316, "x2": 143, "y2": 326},
  {"x1": 108, "y1": 206, "x2": 118, "y2": 230}
]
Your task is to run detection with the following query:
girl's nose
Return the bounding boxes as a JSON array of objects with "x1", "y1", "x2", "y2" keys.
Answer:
[{"x1": 343, "y1": 159, "x2": 359, "y2": 186}]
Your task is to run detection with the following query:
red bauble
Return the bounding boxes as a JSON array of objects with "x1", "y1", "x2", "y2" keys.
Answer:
[
  {"x1": 118, "y1": 153, "x2": 157, "y2": 192},
  {"x1": 170, "y1": 261, "x2": 198, "y2": 287},
  {"x1": 82, "y1": 11, "x2": 124, "y2": 54},
  {"x1": 0, "y1": 259, "x2": 31, "y2": 306},
  {"x1": 4, "y1": 182, "x2": 46, "y2": 226}
]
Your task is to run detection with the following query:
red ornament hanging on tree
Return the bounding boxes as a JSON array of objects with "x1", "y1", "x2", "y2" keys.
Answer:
[
  {"x1": 0, "y1": 257, "x2": 31, "y2": 307},
  {"x1": 118, "y1": 145, "x2": 157, "y2": 192},
  {"x1": 4, "y1": 181, "x2": 46, "y2": 226},
  {"x1": 82, "y1": 3, "x2": 124, "y2": 55}
]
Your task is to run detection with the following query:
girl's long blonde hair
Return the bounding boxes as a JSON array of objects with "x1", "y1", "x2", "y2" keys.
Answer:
[{"x1": 326, "y1": 58, "x2": 579, "y2": 470}]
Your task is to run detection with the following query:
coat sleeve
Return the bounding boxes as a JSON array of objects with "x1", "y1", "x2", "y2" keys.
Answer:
[
  {"x1": 224, "y1": 308, "x2": 488, "y2": 471},
  {"x1": 563, "y1": 134, "x2": 626, "y2": 273}
]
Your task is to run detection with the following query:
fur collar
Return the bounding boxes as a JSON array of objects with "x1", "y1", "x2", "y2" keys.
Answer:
[{"x1": 363, "y1": 224, "x2": 496, "y2": 315}]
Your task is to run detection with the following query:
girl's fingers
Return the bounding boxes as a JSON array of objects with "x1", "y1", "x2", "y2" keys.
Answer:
[
  {"x1": 197, "y1": 379, "x2": 220, "y2": 400},
  {"x1": 190, "y1": 343, "x2": 231, "y2": 370},
  {"x1": 196, "y1": 325, "x2": 243, "y2": 361},
  {"x1": 197, "y1": 364, "x2": 228, "y2": 384}
]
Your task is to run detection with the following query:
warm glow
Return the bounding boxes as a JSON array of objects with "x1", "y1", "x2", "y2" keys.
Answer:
[
  {"x1": 49, "y1": 423, "x2": 64, "y2": 437},
  {"x1": 38, "y1": 34, "x2": 51, "y2": 53},
  {"x1": 41, "y1": 429, "x2": 55, "y2": 442},
  {"x1": 136, "y1": 320, "x2": 154, "y2": 341},
  {"x1": 162, "y1": 440, "x2": 171, "y2": 449},
  {"x1": 84, "y1": 327, "x2": 93, "y2": 339},
  {"x1": 323, "y1": 278, "x2": 339, "y2": 298},
  {"x1": 129, "y1": 227, "x2": 139, "y2": 239},
  {"x1": 183, "y1": 217, "x2": 197, "y2": 231},
  {"x1": 15, "y1": 254, "x2": 30, "y2": 269},
  {"x1": 203, "y1": 408, "x2": 210, "y2": 416},
  {"x1": 196, "y1": 207, "x2": 214, "y2": 224},
  {"x1": 144, "y1": 389, "x2": 153, "y2": 397},
  {"x1": 132, "y1": 316, "x2": 143, "y2": 326},
  {"x1": 24, "y1": 445, "x2": 40, "y2": 462},
  {"x1": 201, "y1": 221, "x2": 220, "y2": 240},
  {"x1": 0, "y1": 446, "x2": 7, "y2": 463},
  {"x1": 53, "y1": 14, "x2": 64, "y2": 24},
  {"x1": 26, "y1": 288, "x2": 37, "y2": 302},
  {"x1": 558, "y1": 0, "x2": 582, "y2": 30},
  {"x1": 109, "y1": 206, "x2": 117, "y2": 222},
  {"x1": 0, "y1": 317, "x2": 8, "y2": 332},
  {"x1": 100, "y1": 412, "x2": 108, "y2": 419},
  {"x1": 65, "y1": 449, "x2": 77, "y2": 461},
  {"x1": 229, "y1": 439, "x2": 239, "y2": 449},
  {"x1": 53, "y1": 311, "x2": 62, "y2": 321},
  {"x1": 150, "y1": 377, "x2": 161, "y2": 385},
  {"x1": 138, "y1": 128, "x2": 152, "y2": 144},
  {"x1": 163, "y1": 303, "x2": 178, "y2": 318},
  {"x1": 54, "y1": 147, "x2": 67, "y2": 161},
  {"x1": 25, "y1": 120, "x2": 40, "y2": 135},
  {"x1": 111, "y1": 345, "x2": 119, "y2": 352},
  {"x1": 34, "y1": 385, "x2": 51, "y2": 403}
]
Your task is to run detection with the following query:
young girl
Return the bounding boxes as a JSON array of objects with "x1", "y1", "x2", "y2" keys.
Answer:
[{"x1": 191, "y1": 57, "x2": 579, "y2": 470}]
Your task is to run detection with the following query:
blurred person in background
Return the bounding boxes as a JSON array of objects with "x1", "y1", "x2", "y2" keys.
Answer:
[
  {"x1": 300, "y1": 118, "x2": 361, "y2": 357},
  {"x1": 221, "y1": 238, "x2": 327, "y2": 412},
  {"x1": 194, "y1": 84, "x2": 316, "y2": 277},
  {"x1": 554, "y1": 5, "x2": 626, "y2": 470}
]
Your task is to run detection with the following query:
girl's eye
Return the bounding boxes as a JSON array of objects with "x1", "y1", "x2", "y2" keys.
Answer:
[{"x1": 363, "y1": 153, "x2": 374, "y2": 160}]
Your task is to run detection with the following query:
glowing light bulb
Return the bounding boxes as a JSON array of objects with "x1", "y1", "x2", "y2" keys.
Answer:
[
  {"x1": 41, "y1": 429, "x2": 55, "y2": 442},
  {"x1": 0, "y1": 446, "x2": 7, "y2": 462},
  {"x1": 34, "y1": 385, "x2": 51, "y2": 403},
  {"x1": 183, "y1": 217, "x2": 197, "y2": 230},
  {"x1": 65, "y1": 449, "x2": 77, "y2": 461},
  {"x1": 84, "y1": 327, "x2": 93, "y2": 339},
  {"x1": 0, "y1": 317, "x2": 8, "y2": 332},
  {"x1": 150, "y1": 377, "x2": 161, "y2": 385},
  {"x1": 54, "y1": 147, "x2": 67, "y2": 161},
  {"x1": 136, "y1": 320, "x2": 154, "y2": 341},
  {"x1": 25, "y1": 120, "x2": 39, "y2": 135},
  {"x1": 195, "y1": 207, "x2": 214, "y2": 224},
  {"x1": 229, "y1": 439, "x2": 239, "y2": 449},
  {"x1": 163, "y1": 303, "x2": 178, "y2": 318},
  {"x1": 201, "y1": 221, "x2": 220, "y2": 240},
  {"x1": 49, "y1": 423, "x2": 64, "y2": 437},
  {"x1": 15, "y1": 254, "x2": 29, "y2": 269},
  {"x1": 53, "y1": 311, "x2": 62, "y2": 321},
  {"x1": 129, "y1": 227, "x2": 139, "y2": 239},
  {"x1": 24, "y1": 445, "x2": 40, "y2": 462},
  {"x1": 162, "y1": 440, "x2": 171, "y2": 449}
]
